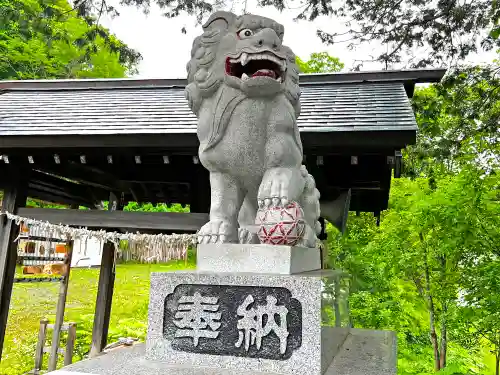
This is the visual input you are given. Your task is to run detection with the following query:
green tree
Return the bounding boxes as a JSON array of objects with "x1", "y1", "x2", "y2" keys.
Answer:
[
  {"x1": 328, "y1": 167, "x2": 500, "y2": 374},
  {"x1": 56, "y1": 0, "x2": 499, "y2": 69},
  {"x1": 0, "y1": 0, "x2": 141, "y2": 79},
  {"x1": 461, "y1": 257, "x2": 500, "y2": 375},
  {"x1": 122, "y1": 201, "x2": 189, "y2": 213},
  {"x1": 296, "y1": 52, "x2": 344, "y2": 73},
  {"x1": 371, "y1": 169, "x2": 499, "y2": 372},
  {"x1": 314, "y1": 1, "x2": 499, "y2": 68},
  {"x1": 405, "y1": 62, "x2": 500, "y2": 179},
  {"x1": 328, "y1": 213, "x2": 436, "y2": 374}
]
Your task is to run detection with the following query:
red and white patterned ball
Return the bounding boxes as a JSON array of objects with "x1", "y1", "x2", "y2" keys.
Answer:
[{"x1": 255, "y1": 201, "x2": 306, "y2": 246}]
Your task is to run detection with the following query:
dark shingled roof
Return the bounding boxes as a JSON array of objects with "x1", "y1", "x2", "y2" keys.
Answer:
[
  {"x1": 0, "y1": 69, "x2": 446, "y2": 137},
  {"x1": 0, "y1": 83, "x2": 416, "y2": 136}
]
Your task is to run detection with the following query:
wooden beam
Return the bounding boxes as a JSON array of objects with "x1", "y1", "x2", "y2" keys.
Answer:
[
  {"x1": 90, "y1": 242, "x2": 114, "y2": 357},
  {"x1": 34, "y1": 319, "x2": 49, "y2": 372},
  {"x1": 0, "y1": 134, "x2": 199, "y2": 149},
  {"x1": 90, "y1": 192, "x2": 122, "y2": 357},
  {"x1": 0, "y1": 167, "x2": 106, "y2": 206},
  {"x1": 27, "y1": 189, "x2": 93, "y2": 208},
  {"x1": 16, "y1": 208, "x2": 208, "y2": 232},
  {"x1": 29, "y1": 178, "x2": 101, "y2": 205},
  {"x1": 0, "y1": 130, "x2": 415, "y2": 151},
  {"x1": 114, "y1": 165, "x2": 196, "y2": 184},
  {"x1": 48, "y1": 240, "x2": 74, "y2": 371},
  {"x1": 38, "y1": 161, "x2": 128, "y2": 192},
  {"x1": 0, "y1": 169, "x2": 29, "y2": 359}
]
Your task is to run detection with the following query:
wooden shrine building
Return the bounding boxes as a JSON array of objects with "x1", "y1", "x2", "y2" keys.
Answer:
[{"x1": 0, "y1": 68, "x2": 446, "y2": 360}]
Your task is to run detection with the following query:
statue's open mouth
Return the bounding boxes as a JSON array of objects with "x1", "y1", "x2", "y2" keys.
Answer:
[{"x1": 225, "y1": 51, "x2": 286, "y2": 83}]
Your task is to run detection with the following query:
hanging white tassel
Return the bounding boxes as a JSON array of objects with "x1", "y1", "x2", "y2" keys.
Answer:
[{"x1": 2, "y1": 211, "x2": 197, "y2": 263}]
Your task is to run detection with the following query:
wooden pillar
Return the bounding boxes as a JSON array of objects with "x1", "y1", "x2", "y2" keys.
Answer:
[
  {"x1": 0, "y1": 168, "x2": 29, "y2": 360},
  {"x1": 34, "y1": 319, "x2": 49, "y2": 373},
  {"x1": 48, "y1": 240, "x2": 74, "y2": 371},
  {"x1": 189, "y1": 165, "x2": 210, "y2": 213},
  {"x1": 90, "y1": 192, "x2": 122, "y2": 357}
]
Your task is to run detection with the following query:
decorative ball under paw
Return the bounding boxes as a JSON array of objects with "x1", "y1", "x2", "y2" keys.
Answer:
[{"x1": 255, "y1": 201, "x2": 306, "y2": 246}]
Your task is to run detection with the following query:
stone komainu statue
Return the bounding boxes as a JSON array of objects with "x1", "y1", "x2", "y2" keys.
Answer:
[{"x1": 185, "y1": 11, "x2": 321, "y2": 247}]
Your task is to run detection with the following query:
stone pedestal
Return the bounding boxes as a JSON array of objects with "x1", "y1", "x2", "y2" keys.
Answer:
[
  {"x1": 145, "y1": 244, "x2": 353, "y2": 375},
  {"x1": 146, "y1": 270, "x2": 345, "y2": 375},
  {"x1": 47, "y1": 244, "x2": 396, "y2": 375}
]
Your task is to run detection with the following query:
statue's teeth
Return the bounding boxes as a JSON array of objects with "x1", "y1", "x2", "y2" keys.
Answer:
[
  {"x1": 239, "y1": 52, "x2": 286, "y2": 71},
  {"x1": 268, "y1": 55, "x2": 280, "y2": 65},
  {"x1": 241, "y1": 73, "x2": 250, "y2": 81},
  {"x1": 241, "y1": 53, "x2": 249, "y2": 66}
]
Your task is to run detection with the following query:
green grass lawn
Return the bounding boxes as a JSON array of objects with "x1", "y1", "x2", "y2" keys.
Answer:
[{"x1": 1, "y1": 261, "x2": 193, "y2": 375}]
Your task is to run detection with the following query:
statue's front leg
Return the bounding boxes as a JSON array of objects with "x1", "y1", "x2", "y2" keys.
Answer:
[
  {"x1": 257, "y1": 166, "x2": 320, "y2": 248},
  {"x1": 257, "y1": 167, "x2": 305, "y2": 208},
  {"x1": 198, "y1": 172, "x2": 244, "y2": 244}
]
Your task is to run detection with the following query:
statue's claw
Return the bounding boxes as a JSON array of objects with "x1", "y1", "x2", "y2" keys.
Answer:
[
  {"x1": 258, "y1": 167, "x2": 304, "y2": 208},
  {"x1": 238, "y1": 227, "x2": 258, "y2": 244},
  {"x1": 197, "y1": 220, "x2": 236, "y2": 244}
]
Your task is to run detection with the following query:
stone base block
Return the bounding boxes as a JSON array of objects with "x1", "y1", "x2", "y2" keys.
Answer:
[
  {"x1": 196, "y1": 244, "x2": 321, "y2": 274},
  {"x1": 47, "y1": 329, "x2": 397, "y2": 375},
  {"x1": 146, "y1": 270, "x2": 341, "y2": 375}
]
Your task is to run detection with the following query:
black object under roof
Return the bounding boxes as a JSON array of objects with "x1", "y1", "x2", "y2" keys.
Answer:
[{"x1": 0, "y1": 68, "x2": 446, "y2": 213}]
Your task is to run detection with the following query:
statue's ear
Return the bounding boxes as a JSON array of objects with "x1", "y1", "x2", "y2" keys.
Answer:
[{"x1": 202, "y1": 11, "x2": 237, "y2": 32}]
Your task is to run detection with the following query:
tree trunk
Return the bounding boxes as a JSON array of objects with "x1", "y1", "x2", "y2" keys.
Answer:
[
  {"x1": 439, "y1": 315, "x2": 447, "y2": 369},
  {"x1": 428, "y1": 295, "x2": 440, "y2": 371},
  {"x1": 421, "y1": 233, "x2": 440, "y2": 371},
  {"x1": 495, "y1": 351, "x2": 499, "y2": 375},
  {"x1": 439, "y1": 258, "x2": 447, "y2": 370}
]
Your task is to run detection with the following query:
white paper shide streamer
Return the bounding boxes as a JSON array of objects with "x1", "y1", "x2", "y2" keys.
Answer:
[{"x1": 1, "y1": 211, "x2": 197, "y2": 263}]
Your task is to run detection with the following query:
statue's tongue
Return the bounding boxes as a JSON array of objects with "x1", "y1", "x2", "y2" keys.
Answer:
[{"x1": 252, "y1": 69, "x2": 277, "y2": 79}]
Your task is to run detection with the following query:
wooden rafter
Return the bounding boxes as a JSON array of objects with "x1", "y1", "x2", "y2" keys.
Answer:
[{"x1": 16, "y1": 208, "x2": 208, "y2": 232}]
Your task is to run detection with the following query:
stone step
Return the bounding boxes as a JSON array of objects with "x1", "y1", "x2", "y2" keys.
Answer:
[{"x1": 47, "y1": 328, "x2": 396, "y2": 375}]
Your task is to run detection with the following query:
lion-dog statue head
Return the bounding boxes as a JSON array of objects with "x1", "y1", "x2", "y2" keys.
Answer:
[{"x1": 185, "y1": 11, "x2": 301, "y2": 119}]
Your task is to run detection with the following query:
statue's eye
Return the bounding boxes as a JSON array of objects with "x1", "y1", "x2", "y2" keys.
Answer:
[{"x1": 238, "y1": 29, "x2": 253, "y2": 39}]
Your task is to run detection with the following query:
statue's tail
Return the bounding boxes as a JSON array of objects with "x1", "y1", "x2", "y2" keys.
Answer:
[{"x1": 299, "y1": 165, "x2": 322, "y2": 245}]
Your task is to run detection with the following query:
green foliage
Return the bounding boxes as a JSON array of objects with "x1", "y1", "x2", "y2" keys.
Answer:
[
  {"x1": 314, "y1": 0, "x2": 499, "y2": 68},
  {"x1": 328, "y1": 167, "x2": 499, "y2": 374},
  {"x1": 64, "y1": 0, "x2": 498, "y2": 68},
  {"x1": 0, "y1": 0, "x2": 141, "y2": 79},
  {"x1": 296, "y1": 52, "x2": 344, "y2": 73},
  {"x1": 407, "y1": 65, "x2": 500, "y2": 177},
  {"x1": 460, "y1": 256, "x2": 500, "y2": 372},
  {"x1": 1, "y1": 262, "x2": 194, "y2": 375},
  {"x1": 399, "y1": 63, "x2": 499, "y2": 374},
  {"x1": 123, "y1": 201, "x2": 189, "y2": 213},
  {"x1": 25, "y1": 199, "x2": 68, "y2": 209}
]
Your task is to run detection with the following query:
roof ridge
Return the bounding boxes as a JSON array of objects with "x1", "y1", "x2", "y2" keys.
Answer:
[{"x1": 0, "y1": 69, "x2": 446, "y2": 91}]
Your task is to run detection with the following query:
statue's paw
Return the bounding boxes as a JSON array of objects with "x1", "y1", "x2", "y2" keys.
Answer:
[
  {"x1": 297, "y1": 225, "x2": 318, "y2": 248},
  {"x1": 197, "y1": 220, "x2": 236, "y2": 244},
  {"x1": 238, "y1": 227, "x2": 259, "y2": 244},
  {"x1": 258, "y1": 167, "x2": 303, "y2": 208}
]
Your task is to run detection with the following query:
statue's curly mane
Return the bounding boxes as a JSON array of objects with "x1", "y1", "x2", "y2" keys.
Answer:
[
  {"x1": 185, "y1": 11, "x2": 301, "y2": 120},
  {"x1": 186, "y1": 12, "x2": 321, "y2": 247}
]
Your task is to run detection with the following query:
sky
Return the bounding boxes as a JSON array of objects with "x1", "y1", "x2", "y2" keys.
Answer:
[{"x1": 99, "y1": 2, "x2": 497, "y2": 78}]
